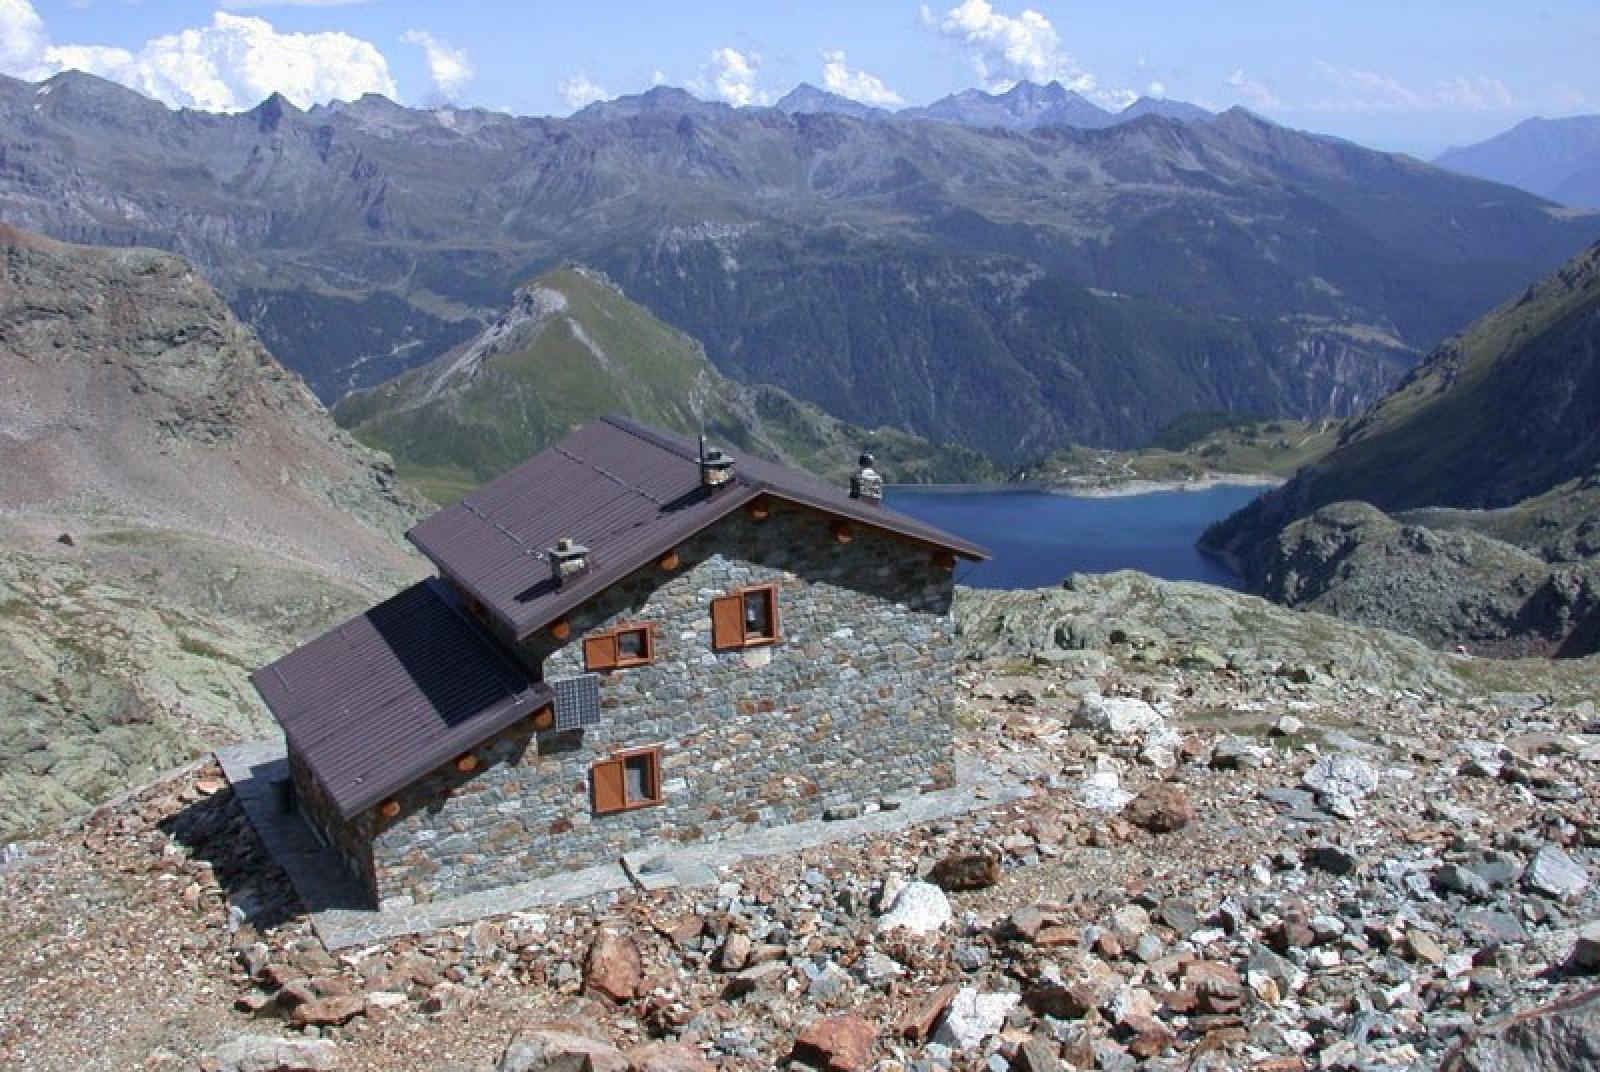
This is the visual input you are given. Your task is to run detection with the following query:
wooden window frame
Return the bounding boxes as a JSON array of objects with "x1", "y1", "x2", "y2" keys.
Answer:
[
  {"x1": 583, "y1": 622, "x2": 656, "y2": 672},
  {"x1": 591, "y1": 746, "x2": 664, "y2": 816},
  {"x1": 711, "y1": 583, "x2": 780, "y2": 650}
]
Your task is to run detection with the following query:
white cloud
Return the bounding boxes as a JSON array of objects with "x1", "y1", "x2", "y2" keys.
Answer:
[
  {"x1": 698, "y1": 46, "x2": 768, "y2": 107},
  {"x1": 923, "y1": 0, "x2": 1091, "y2": 93},
  {"x1": 0, "y1": 2, "x2": 396, "y2": 112},
  {"x1": 1146, "y1": 80, "x2": 1166, "y2": 98},
  {"x1": 402, "y1": 29, "x2": 472, "y2": 100},
  {"x1": 557, "y1": 73, "x2": 608, "y2": 111},
  {"x1": 0, "y1": 0, "x2": 49, "y2": 77},
  {"x1": 820, "y1": 49, "x2": 903, "y2": 107},
  {"x1": 1226, "y1": 68, "x2": 1285, "y2": 111},
  {"x1": 1309, "y1": 62, "x2": 1512, "y2": 113}
]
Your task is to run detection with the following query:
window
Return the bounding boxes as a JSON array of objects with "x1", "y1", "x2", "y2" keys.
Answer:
[
  {"x1": 592, "y1": 747, "x2": 663, "y2": 815},
  {"x1": 711, "y1": 584, "x2": 780, "y2": 650},
  {"x1": 583, "y1": 624, "x2": 655, "y2": 671}
]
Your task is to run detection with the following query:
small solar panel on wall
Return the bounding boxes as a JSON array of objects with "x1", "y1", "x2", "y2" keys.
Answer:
[{"x1": 551, "y1": 673, "x2": 602, "y2": 729}]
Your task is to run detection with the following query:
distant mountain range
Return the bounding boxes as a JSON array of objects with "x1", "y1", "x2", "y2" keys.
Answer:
[
  {"x1": 334, "y1": 264, "x2": 998, "y2": 501},
  {"x1": 3, "y1": 70, "x2": 1598, "y2": 463},
  {"x1": 1436, "y1": 116, "x2": 1600, "y2": 209}
]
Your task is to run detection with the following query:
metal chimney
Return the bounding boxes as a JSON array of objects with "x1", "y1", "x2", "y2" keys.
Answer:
[
  {"x1": 698, "y1": 434, "x2": 735, "y2": 491},
  {"x1": 548, "y1": 536, "x2": 591, "y2": 585},
  {"x1": 849, "y1": 451, "x2": 884, "y2": 504}
]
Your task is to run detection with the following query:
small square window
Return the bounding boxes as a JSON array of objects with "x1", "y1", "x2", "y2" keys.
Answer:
[
  {"x1": 743, "y1": 589, "x2": 775, "y2": 640},
  {"x1": 592, "y1": 747, "x2": 663, "y2": 815},
  {"x1": 614, "y1": 625, "x2": 653, "y2": 666}
]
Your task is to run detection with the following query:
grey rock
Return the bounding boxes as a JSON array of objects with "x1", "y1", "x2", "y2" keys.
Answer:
[
  {"x1": 1435, "y1": 864, "x2": 1494, "y2": 901},
  {"x1": 1525, "y1": 845, "x2": 1590, "y2": 900},
  {"x1": 1302, "y1": 754, "x2": 1379, "y2": 801},
  {"x1": 210, "y1": 1035, "x2": 338, "y2": 1072},
  {"x1": 1439, "y1": 987, "x2": 1600, "y2": 1071}
]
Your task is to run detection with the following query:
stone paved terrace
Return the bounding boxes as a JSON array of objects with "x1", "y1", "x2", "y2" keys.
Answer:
[{"x1": 217, "y1": 736, "x2": 1030, "y2": 951}]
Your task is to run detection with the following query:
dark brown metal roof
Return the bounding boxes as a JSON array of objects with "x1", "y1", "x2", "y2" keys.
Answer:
[
  {"x1": 406, "y1": 415, "x2": 989, "y2": 640},
  {"x1": 251, "y1": 579, "x2": 552, "y2": 819}
]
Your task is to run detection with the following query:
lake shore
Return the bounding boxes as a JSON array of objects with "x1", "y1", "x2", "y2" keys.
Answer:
[{"x1": 888, "y1": 472, "x2": 1284, "y2": 499}]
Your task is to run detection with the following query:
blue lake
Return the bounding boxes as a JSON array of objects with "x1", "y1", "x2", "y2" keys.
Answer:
[{"x1": 887, "y1": 484, "x2": 1270, "y2": 590}]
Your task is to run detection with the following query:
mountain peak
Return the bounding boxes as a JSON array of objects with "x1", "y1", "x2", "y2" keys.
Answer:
[
  {"x1": 573, "y1": 85, "x2": 731, "y2": 122},
  {"x1": 774, "y1": 83, "x2": 889, "y2": 120}
]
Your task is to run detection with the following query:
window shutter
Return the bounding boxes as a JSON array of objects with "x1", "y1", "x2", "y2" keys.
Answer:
[
  {"x1": 592, "y1": 758, "x2": 626, "y2": 815},
  {"x1": 711, "y1": 594, "x2": 744, "y2": 650},
  {"x1": 583, "y1": 633, "x2": 618, "y2": 671}
]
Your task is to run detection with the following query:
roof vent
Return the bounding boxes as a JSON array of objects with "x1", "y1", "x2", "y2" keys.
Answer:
[
  {"x1": 548, "y1": 537, "x2": 591, "y2": 585},
  {"x1": 698, "y1": 434, "x2": 736, "y2": 491},
  {"x1": 849, "y1": 451, "x2": 884, "y2": 504}
]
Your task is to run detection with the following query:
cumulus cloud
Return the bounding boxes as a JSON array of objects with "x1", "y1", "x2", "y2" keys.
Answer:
[
  {"x1": 0, "y1": 1, "x2": 396, "y2": 112},
  {"x1": 557, "y1": 73, "x2": 608, "y2": 110},
  {"x1": 820, "y1": 49, "x2": 903, "y2": 107},
  {"x1": 1226, "y1": 68, "x2": 1285, "y2": 111},
  {"x1": 217, "y1": 0, "x2": 375, "y2": 7},
  {"x1": 1309, "y1": 62, "x2": 1511, "y2": 113},
  {"x1": 402, "y1": 29, "x2": 473, "y2": 101},
  {"x1": 698, "y1": 46, "x2": 768, "y2": 107},
  {"x1": 923, "y1": 0, "x2": 1091, "y2": 93}
]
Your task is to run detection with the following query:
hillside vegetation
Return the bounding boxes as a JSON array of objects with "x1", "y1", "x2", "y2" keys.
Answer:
[{"x1": 335, "y1": 265, "x2": 999, "y2": 501}]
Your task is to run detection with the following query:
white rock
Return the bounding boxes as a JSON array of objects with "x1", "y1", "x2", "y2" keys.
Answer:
[
  {"x1": 1302, "y1": 754, "x2": 1380, "y2": 801},
  {"x1": 876, "y1": 881, "x2": 952, "y2": 935},
  {"x1": 211, "y1": 1035, "x2": 338, "y2": 1072},
  {"x1": 1073, "y1": 693, "x2": 1166, "y2": 736},
  {"x1": 932, "y1": 987, "x2": 1021, "y2": 1050},
  {"x1": 1077, "y1": 756, "x2": 1133, "y2": 811}
]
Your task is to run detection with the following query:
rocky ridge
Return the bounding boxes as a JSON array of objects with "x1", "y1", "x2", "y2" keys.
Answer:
[
  {"x1": 0, "y1": 224, "x2": 427, "y2": 838},
  {"x1": 3, "y1": 574, "x2": 1597, "y2": 1071}
]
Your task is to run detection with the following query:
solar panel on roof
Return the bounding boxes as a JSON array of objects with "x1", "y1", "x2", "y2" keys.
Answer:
[{"x1": 551, "y1": 673, "x2": 602, "y2": 729}]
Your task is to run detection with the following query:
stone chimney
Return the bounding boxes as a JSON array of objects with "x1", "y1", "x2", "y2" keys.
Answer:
[
  {"x1": 849, "y1": 452, "x2": 884, "y2": 504},
  {"x1": 698, "y1": 435, "x2": 736, "y2": 491},
  {"x1": 548, "y1": 537, "x2": 590, "y2": 585}
]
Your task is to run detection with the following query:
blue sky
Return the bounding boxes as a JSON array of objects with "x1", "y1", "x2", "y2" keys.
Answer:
[{"x1": 4, "y1": 0, "x2": 1597, "y2": 156}]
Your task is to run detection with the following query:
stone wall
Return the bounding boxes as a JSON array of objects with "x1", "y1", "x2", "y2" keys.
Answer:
[
  {"x1": 362, "y1": 501, "x2": 957, "y2": 906},
  {"x1": 288, "y1": 747, "x2": 376, "y2": 902}
]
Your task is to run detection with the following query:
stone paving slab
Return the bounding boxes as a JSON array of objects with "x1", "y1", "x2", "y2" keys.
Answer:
[{"x1": 218, "y1": 737, "x2": 1030, "y2": 951}]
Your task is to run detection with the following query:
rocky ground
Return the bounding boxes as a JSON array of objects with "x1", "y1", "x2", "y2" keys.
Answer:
[{"x1": 2, "y1": 575, "x2": 1598, "y2": 1072}]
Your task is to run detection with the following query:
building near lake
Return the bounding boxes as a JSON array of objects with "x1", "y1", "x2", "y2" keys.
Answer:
[{"x1": 250, "y1": 416, "x2": 986, "y2": 907}]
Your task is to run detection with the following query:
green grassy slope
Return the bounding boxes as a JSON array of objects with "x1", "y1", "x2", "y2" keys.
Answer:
[{"x1": 335, "y1": 266, "x2": 998, "y2": 500}]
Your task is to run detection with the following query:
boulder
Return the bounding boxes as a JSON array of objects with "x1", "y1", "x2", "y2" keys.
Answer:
[
  {"x1": 210, "y1": 1035, "x2": 338, "y2": 1072},
  {"x1": 931, "y1": 987, "x2": 1020, "y2": 1051},
  {"x1": 876, "y1": 881, "x2": 952, "y2": 935},
  {"x1": 498, "y1": 1025, "x2": 629, "y2": 1072},
  {"x1": 791, "y1": 1014, "x2": 877, "y2": 1072},
  {"x1": 1439, "y1": 987, "x2": 1600, "y2": 1072},
  {"x1": 1569, "y1": 922, "x2": 1600, "y2": 974},
  {"x1": 1073, "y1": 694, "x2": 1165, "y2": 736},
  {"x1": 1524, "y1": 844, "x2": 1590, "y2": 900},
  {"x1": 928, "y1": 851, "x2": 1001, "y2": 891},
  {"x1": 1301, "y1": 754, "x2": 1379, "y2": 801},
  {"x1": 584, "y1": 930, "x2": 644, "y2": 1003},
  {"x1": 1122, "y1": 784, "x2": 1195, "y2": 832}
]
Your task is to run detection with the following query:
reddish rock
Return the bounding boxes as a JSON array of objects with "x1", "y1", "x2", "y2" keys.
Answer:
[
  {"x1": 1123, "y1": 784, "x2": 1195, "y2": 833},
  {"x1": 288, "y1": 992, "x2": 366, "y2": 1027},
  {"x1": 627, "y1": 1040, "x2": 715, "y2": 1072},
  {"x1": 585, "y1": 930, "x2": 644, "y2": 1003},
  {"x1": 896, "y1": 983, "x2": 959, "y2": 1041},
  {"x1": 792, "y1": 1014, "x2": 877, "y2": 1072},
  {"x1": 1011, "y1": 1037, "x2": 1063, "y2": 1072},
  {"x1": 1122, "y1": 1013, "x2": 1176, "y2": 1059},
  {"x1": 927, "y1": 851, "x2": 1002, "y2": 891}
]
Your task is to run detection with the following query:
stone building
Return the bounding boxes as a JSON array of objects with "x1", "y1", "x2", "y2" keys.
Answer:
[{"x1": 252, "y1": 417, "x2": 986, "y2": 907}]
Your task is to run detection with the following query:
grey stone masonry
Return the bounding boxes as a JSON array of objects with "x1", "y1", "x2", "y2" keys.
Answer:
[{"x1": 359, "y1": 500, "x2": 957, "y2": 906}]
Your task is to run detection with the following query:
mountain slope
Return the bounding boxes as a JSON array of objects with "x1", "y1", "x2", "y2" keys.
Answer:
[
  {"x1": 4, "y1": 71, "x2": 1598, "y2": 462},
  {"x1": 1437, "y1": 116, "x2": 1600, "y2": 209},
  {"x1": 334, "y1": 265, "x2": 999, "y2": 501},
  {"x1": 0, "y1": 223, "x2": 427, "y2": 837},
  {"x1": 1202, "y1": 239, "x2": 1600, "y2": 654},
  {"x1": 901, "y1": 81, "x2": 1117, "y2": 130}
]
